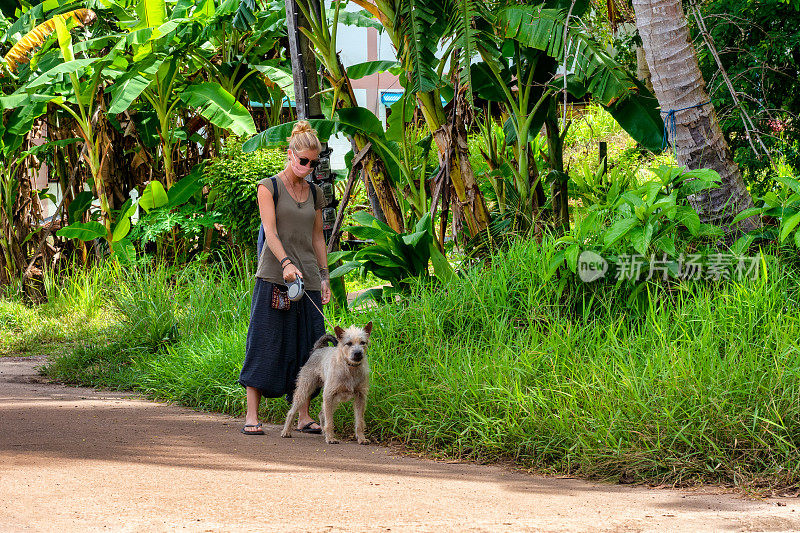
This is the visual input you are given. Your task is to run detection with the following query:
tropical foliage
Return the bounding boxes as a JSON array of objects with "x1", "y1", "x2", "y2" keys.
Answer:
[
  {"x1": 693, "y1": 0, "x2": 800, "y2": 191},
  {"x1": 0, "y1": 0, "x2": 293, "y2": 293},
  {"x1": 329, "y1": 211, "x2": 453, "y2": 303},
  {"x1": 0, "y1": 0, "x2": 794, "y2": 301},
  {"x1": 2, "y1": 0, "x2": 800, "y2": 494},
  {"x1": 553, "y1": 165, "x2": 726, "y2": 283}
]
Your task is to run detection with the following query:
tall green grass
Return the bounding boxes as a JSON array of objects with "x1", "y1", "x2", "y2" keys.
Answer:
[
  {"x1": 0, "y1": 263, "x2": 116, "y2": 356},
  {"x1": 364, "y1": 241, "x2": 800, "y2": 486},
  {"x1": 35, "y1": 240, "x2": 800, "y2": 489},
  {"x1": 43, "y1": 253, "x2": 254, "y2": 384}
]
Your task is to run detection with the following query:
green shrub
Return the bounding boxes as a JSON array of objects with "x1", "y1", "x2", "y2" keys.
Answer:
[
  {"x1": 556, "y1": 165, "x2": 729, "y2": 285},
  {"x1": 204, "y1": 137, "x2": 286, "y2": 250},
  {"x1": 731, "y1": 162, "x2": 800, "y2": 253},
  {"x1": 128, "y1": 202, "x2": 220, "y2": 262},
  {"x1": 330, "y1": 212, "x2": 454, "y2": 304}
]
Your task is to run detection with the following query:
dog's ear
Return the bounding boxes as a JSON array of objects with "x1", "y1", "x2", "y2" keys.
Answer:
[
  {"x1": 334, "y1": 325, "x2": 345, "y2": 339},
  {"x1": 364, "y1": 321, "x2": 373, "y2": 335}
]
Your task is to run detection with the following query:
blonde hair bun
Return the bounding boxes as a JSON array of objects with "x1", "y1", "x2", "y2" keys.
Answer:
[
  {"x1": 290, "y1": 120, "x2": 316, "y2": 138},
  {"x1": 287, "y1": 119, "x2": 322, "y2": 153}
]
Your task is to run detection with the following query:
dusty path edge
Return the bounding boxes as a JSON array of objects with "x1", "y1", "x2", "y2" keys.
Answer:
[{"x1": 3, "y1": 354, "x2": 800, "y2": 533}]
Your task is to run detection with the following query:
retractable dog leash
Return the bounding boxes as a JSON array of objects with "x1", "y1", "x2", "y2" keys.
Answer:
[
  {"x1": 286, "y1": 276, "x2": 304, "y2": 302},
  {"x1": 288, "y1": 275, "x2": 334, "y2": 329}
]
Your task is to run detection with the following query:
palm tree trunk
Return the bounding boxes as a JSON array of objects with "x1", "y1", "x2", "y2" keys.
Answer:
[{"x1": 632, "y1": 0, "x2": 757, "y2": 232}]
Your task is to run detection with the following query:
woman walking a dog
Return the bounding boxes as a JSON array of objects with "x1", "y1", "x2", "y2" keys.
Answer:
[{"x1": 239, "y1": 121, "x2": 330, "y2": 435}]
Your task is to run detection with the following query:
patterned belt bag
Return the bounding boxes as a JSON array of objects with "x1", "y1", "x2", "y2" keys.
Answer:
[{"x1": 271, "y1": 284, "x2": 291, "y2": 310}]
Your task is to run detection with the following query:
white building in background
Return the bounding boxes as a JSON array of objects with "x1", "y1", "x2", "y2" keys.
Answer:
[{"x1": 326, "y1": 5, "x2": 402, "y2": 170}]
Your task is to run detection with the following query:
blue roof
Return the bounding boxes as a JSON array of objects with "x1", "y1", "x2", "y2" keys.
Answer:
[
  {"x1": 381, "y1": 92, "x2": 403, "y2": 105},
  {"x1": 381, "y1": 91, "x2": 447, "y2": 106},
  {"x1": 250, "y1": 96, "x2": 295, "y2": 108}
]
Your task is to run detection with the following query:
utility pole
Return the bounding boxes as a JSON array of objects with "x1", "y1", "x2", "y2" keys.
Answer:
[{"x1": 285, "y1": 0, "x2": 337, "y2": 242}]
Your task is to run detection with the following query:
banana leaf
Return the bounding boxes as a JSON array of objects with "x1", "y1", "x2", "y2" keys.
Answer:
[
  {"x1": 167, "y1": 162, "x2": 206, "y2": 207},
  {"x1": 56, "y1": 221, "x2": 107, "y2": 241},
  {"x1": 497, "y1": 6, "x2": 664, "y2": 151},
  {"x1": 242, "y1": 119, "x2": 338, "y2": 152},
  {"x1": 346, "y1": 60, "x2": 399, "y2": 80},
  {"x1": 179, "y1": 82, "x2": 256, "y2": 137},
  {"x1": 107, "y1": 55, "x2": 165, "y2": 114}
]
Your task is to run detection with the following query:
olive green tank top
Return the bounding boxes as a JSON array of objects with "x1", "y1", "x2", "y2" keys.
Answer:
[{"x1": 255, "y1": 176, "x2": 326, "y2": 290}]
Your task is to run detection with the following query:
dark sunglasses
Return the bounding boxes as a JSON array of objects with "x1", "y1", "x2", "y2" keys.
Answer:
[{"x1": 293, "y1": 151, "x2": 320, "y2": 168}]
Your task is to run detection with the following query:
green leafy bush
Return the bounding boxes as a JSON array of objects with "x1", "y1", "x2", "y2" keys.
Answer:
[
  {"x1": 570, "y1": 162, "x2": 636, "y2": 209},
  {"x1": 732, "y1": 162, "x2": 800, "y2": 253},
  {"x1": 204, "y1": 137, "x2": 286, "y2": 250},
  {"x1": 329, "y1": 212, "x2": 453, "y2": 303},
  {"x1": 123, "y1": 166, "x2": 211, "y2": 264},
  {"x1": 554, "y1": 165, "x2": 725, "y2": 281},
  {"x1": 129, "y1": 203, "x2": 220, "y2": 258}
]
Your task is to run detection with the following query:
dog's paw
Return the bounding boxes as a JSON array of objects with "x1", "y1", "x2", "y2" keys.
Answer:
[
  {"x1": 357, "y1": 437, "x2": 371, "y2": 445},
  {"x1": 280, "y1": 430, "x2": 293, "y2": 438},
  {"x1": 325, "y1": 437, "x2": 340, "y2": 444}
]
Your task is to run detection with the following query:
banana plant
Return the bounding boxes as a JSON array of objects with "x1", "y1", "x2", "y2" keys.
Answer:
[
  {"x1": 349, "y1": 0, "x2": 492, "y2": 238},
  {"x1": 338, "y1": 103, "x2": 431, "y2": 227},
  {"x1": 328, "y1": 211, "x2": 453, "y2": 304},
  {"x1": 1, "y1": 9, "x2": 119, "y2": 242},
  {"x1": 472, "y1": 42, "x2": 554, "y2": 224},
  {"x1": 3, "y1": 8, "x2": 97, "y2": 73},
  {"x1": 344, "y1": 0, "x2": 662, "y2": 237},
  {"x1": 191, "y1": 0, "x2": 292, "y2": 128},
  {"x1": 0, "y1": 103, "x2": 79, "y2": 279},
  {"x1": 468, "y1": 0, "x2": 664, "y2": 230},
  {"x1": 104, "y1": 0, "x2": 257, "y2": 188},
  {"x1": 493, "y1": 4, "x2": 663, "y2": 151}
]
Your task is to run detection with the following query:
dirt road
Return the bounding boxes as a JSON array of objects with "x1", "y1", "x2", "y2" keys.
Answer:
[{"x1": 2, "y1": 356, "x2": 799, "y2": 532}]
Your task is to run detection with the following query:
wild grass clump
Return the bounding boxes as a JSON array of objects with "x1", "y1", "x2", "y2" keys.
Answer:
[
  {"x1": 33, "y1": 239, "x2": 800, "y2": 490},
  {"x1": 360, "y1": 239, "x2": 800, "y2": 487},
  {"x1": 43, "y1": 253, "x2": 256, "y2": 388},
  {"x1": 0, "y1": 264, "x2": 116, "y2": 356},
  {"x1": 138, "y1": 329, "x2": 247, "y2": 414},
  {"x1": 44, "y1": 340, "x2": 142, "y2": 388}
]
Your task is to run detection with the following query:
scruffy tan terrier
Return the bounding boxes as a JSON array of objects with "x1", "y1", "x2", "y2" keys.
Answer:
[{"x1": 281, "y1": 322, "x2": 373, "y2": 444}]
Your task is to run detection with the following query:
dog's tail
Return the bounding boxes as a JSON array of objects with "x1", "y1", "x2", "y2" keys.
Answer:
[{"x1": 313, "y1": 333, "x2": 338, "y2": 350}]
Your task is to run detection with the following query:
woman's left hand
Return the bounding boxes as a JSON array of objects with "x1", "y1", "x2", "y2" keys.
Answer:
[{"x1": 321, "y1": 280, "x2": 331, "y2": 305}]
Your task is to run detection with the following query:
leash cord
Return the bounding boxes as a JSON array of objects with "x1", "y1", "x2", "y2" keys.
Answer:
[{"x1": 303, "y1": 291, "x2": 334, "y2": 330}]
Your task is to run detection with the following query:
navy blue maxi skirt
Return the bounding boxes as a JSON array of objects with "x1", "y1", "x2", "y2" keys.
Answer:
[{"x1": 239, "y1": 278, "x2": 325, "y2": 399}]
